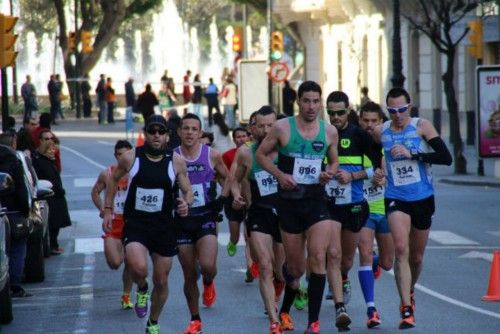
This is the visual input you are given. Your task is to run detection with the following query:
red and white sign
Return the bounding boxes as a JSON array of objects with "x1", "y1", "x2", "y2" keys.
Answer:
[{"x1": 269, "y1": 62, "x2": 289, "y2": 83}]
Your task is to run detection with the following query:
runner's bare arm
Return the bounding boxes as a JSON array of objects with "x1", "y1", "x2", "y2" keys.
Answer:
[
  {"x1": 210, "y1": 148, "x2": 230, "y2": 196},
  {"x1": 321, "y1": 124, "x2": 339, "y2": 185},
  {"x1": 173, "y1": 153, "x2": 193, "y2": 217},
  {"x1": 91, "y1": 170, "x2": 107, "y2": 218},
  {"x1": 230, "y1": 145, "x2": 251, "y2": 209}
]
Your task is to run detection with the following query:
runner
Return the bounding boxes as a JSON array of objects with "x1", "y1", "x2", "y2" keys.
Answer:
[
  {"x1": 230, "y1": 106, "x2": 285, "y2": 334},
  {"x1": 324, "y1": 91, "x2": 382, "y2": 331},
  {"x1": 358, "y1": 101, "x2": 394, "y2": 328},
  {"x1": 91, "y1": 139, "x2": 134, "y2": 309},
  {"x1": 256, "y1": 81, "x2": 340, "y2": 334},
  {"x1": 174, "y1": 113, "x2": 229, "y2": 334},
  {"x1": 103, "y1": 115, "x2": 193, "y2": 334},
  {"x1": 372, "y1": 87, "x2": 452, "y2": 329}
]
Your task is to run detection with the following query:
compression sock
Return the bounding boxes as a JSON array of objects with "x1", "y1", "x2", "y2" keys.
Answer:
[
  {"x1": 279, "y1": 284, "x2": 298, "y2": 314},
  {"x1": 307, "y1": 272, "x2": 326, "y2": 325},
  {"x1": 358, "y1": 266, "x2": 375, "y2": 307}
]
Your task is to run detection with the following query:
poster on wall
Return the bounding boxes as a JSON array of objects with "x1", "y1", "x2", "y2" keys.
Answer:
[{"x1": 477, "y1": 65, "x2": 500, "y2": 158}]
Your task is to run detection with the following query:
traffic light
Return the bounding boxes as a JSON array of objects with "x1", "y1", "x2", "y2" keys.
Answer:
[
  {"x1": 271, "y1": 31, "x2": 283, "y2": 61},
  {"x1": 0, "y1": 13, "x2": 18, "y2": 68},
  {"x1": 232, "y1": 26, "x2": 243, "y2": 53},
  {"x1": 467, "y1": 20, "x2": 483, "y2": 59},
  {"x1": 81, "y1": 30, "x2": 93, "y2": 53},
  {"x1": 68, "y1": 31, "x2": 76, "y2": 51}
]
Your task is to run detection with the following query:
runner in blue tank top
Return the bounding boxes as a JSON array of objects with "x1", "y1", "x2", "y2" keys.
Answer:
[
  {"x1": 103, "y1": 115, "x2": 193, "y2": 334},
  {"x1": 372, "y1": 88, "x2": 452, "y2": 329},
  {"x1": 256, "y1": 81, "x2": 341, "y2": 334},
  {"x1": 175, "y1": 113, "x2": 229, "y2": 334}
]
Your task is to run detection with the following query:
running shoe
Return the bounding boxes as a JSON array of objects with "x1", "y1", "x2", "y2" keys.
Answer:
[
  {"x1": 274, "y1": 279, "x2": 285, "y2": 301},
  {"x1": 325, "y1": 287, "x2": 333, "y2": 300},
  {"x1": 251, "y1": 261, "x2": 260, "y2": 278},
  {"x1": 293, "y1": 285, "x2": 308, "y2": 311},
  {"x1": 145, "y1": 320, "x2": 159, "y2": 334},
  {"x1": 202, "y1": 281, "x2": 217, "y2": 307},
  {"x1": 399, "y1": 305, "x2": 415, "y2": 329},
  {"x1": 279, "y1": 312, "x2": 295, "y2": 331},
  {"x1": 335, "y1": 305, "x2": 351, "y2": 331},
  {"x1": 372, "y1": 252, "x2": 381, "y2": 279},
  {"x1": 121, "y1": 293, "x2": 133, "y2": 310},
  {"x1": 342, "y1": 279, "x2": 351, "y2": 305},
  {"x1": 270, "y1": 321, "x2": 283, "y2": 334},
  {"x1": 245, "y1": 267, "x2": 254, "y2": 283},
  {"x1": 304, "y1": 320, "x2": 320, "y2": 334},
  {"x1": 227, "y1": 241, "x2": 237, "y2": 256},
  {"x1": 366, "y1": 306, "x2": 381, "y2": 328},
  {"x1": 184, "y1": 320, "x2": 202, "y2": 334},
  {"x1": 135, "y1": 289, "x2": 149, "y2": 318}
]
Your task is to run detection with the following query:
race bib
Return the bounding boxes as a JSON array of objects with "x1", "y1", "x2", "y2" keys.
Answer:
[
  {"x1": 390, "y1": 160, "x2": 421, "y2": 186},
  {"x1": 254, "y1": 170, "x2": 278, "y2": 197},
  {"x1": 191, "y1": 183, "x2": 206, "y2": 208},
  {"x1": 293, "y1": 158, "x2": 321, "y2": 184},
  {"x1": 325, "y1": 179, "x2": 352, "y2": 205},
  {"x1": 114, "y1": 190, "x2": 127, "y2": 214},
  {"x1": 135, "y1": 187, "x2": 164, "y2": 212},
  {"x1": 363, "y1": 180, "x2": 384, "y2": 202}
]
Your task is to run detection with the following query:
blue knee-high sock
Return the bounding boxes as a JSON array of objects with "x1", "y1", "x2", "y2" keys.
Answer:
[{"x1": 358, "y1": 266, "x2": 375, "y2": 308}]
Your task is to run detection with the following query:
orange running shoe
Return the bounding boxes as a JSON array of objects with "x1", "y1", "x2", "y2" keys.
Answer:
[
  {"x1": 202, "y1": 281, "x2": 217, "y2": 307},
  {"x1": 184, "y1": 320, "x2": 202, "y2": 334},
  {"x1": 251, "y1": 261, "x2": 260, "y2": 278},
  {"x1": 279, "y1": 312, "x2": 295, "y2": 331},
  {"x1": 121, "y1": 293, "x2": 133, "y2": 310},
  {"x1": 399, "y1": 305, "x2": 415, "y2": 329},
  {"x1": 270, "y1": 321, "x2": 283, "y2": 334},
  {"x1": 304, "y1": 320, "x2": 320, "y2": 334},
  {"x1": 274, "y1": 279, "x2": 285, "y2": 301},
  {"x1": 366, "y1": 306, "x2": 381, "y2": 328}
]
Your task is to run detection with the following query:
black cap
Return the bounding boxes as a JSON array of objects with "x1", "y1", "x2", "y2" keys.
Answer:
[{"x1": 145, "y1": 115, "x2": 167, "y2": 130}]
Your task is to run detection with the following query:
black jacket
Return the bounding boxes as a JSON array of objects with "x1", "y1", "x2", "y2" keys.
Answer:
[{"x1": 0, "y1": 145, "x2": 29, "y2": 216}]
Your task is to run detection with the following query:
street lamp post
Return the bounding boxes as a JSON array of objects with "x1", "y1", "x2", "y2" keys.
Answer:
[{"x1": 391, "y1": 0, "x2": 405, "y2": 88}]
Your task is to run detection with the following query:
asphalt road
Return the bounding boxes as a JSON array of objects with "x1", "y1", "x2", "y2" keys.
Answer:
[{"x1": 2, "y1": 119, "x2": 500, "y2": 333}]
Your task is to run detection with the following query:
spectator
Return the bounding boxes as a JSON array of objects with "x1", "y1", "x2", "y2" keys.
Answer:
[
  {"x1": 160, "y1": 69, "x2": 169, "y2": 85},
  {"x1": 125, "y1": 77, "x2": 136, "y2": 113},
  {"x1": 17, "y1": 118, "x2": 37, "y2": 155},
  {"x1": 54, "y1": 74, "x2": 65, "y2": 121},
  {"x1": 204, "y1": 77, "x2": 220, "y2": 127},
  {"x1": 183, "y1": 70, "x2": 192, "y2": 104},
  {"x1": 32, "y1": 131, "x2": 71, "y2": 255},
  {"x1": 282, "y1": 80, "x2": 297, "y2": 117},
  {"x1": 0, "y1": 132, "x2": 31, "y2": 298},
  {"x1": 360, "y1": 86, "x2": 371, "y2": 107},
  {"x1": 221, "y1": 76, "x2": 238, "y2": 129},
  {"x1": 105, "y1": 77, "x2": 116, "y2": 124},
  {"x1": 191, "y1": 74, "x2": 204, "y2": 129},
  {"x1": 47, "y1": 75, "x2": 59, "y2": 125},
  {"x1": 6, "y1": 116, "x2": 15, "y2": 132},
  {"x1": 32, "y1": 114, "x2": 62, "y2": 172},
  {"x1": 208, "y1": 112, "x2": 234, "y2": 153},
  {"x1": 200, "y1": 131, "x2": 214, "y2": 146},
  {"x1": 165, "y1": 108, "x2": 181, "y2": 150},
  {"x1": 20, "y1": 75, "x2": 38, "y2": 122},
  {"x1": 136, "y1": 83, "x2": 159, "y2": 121},
  {"x1": 159, "y1": 81, "x2": 174, "y2": 115},
  {"x1": 95, "y1": 74, "x2": 107, "y2": 124},
  {"x1": 81, "y1": 74, "x2": 92, "y2": 118}
]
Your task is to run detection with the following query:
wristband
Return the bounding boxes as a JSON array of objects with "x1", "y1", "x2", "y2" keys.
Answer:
[
  {"x1": 366, "y1": 168, "x2": 374, "y2": 179},
  {"x1": 104, "y1": 206, "x2": 113, "y2": 210}
]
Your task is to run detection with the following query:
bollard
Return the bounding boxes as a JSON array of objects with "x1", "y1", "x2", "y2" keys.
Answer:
[{"x1": 466, "y1": 110, "x2": 475, "y2": 145}]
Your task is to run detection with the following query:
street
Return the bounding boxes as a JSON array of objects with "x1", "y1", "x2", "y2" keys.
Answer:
[{"x1": 2, "y1": 119, "x2": 500, "y2": 334}]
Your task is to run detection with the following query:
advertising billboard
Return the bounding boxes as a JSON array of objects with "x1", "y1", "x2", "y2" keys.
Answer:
[{"x1": 477, "y1": 65, "x2": 500, "y2": 158}]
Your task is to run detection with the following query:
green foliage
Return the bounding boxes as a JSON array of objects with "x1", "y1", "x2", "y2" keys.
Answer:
[{"x1": 229, "y1": 0, "x2": 267, "y2": 12}]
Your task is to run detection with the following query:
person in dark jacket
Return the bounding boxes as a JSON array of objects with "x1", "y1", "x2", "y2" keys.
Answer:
[
  {"x1": 135, "y1": 83, "x2": 159, "y2": 121},
  {"x1": 0, "y1": 133, "x2": 31, "y2": 297},
  {"x1": 81, "y1": 74, "x2": 92, "y2": 118},
  {"x1": 125, "y1": 78, "x2": 136, "y2": 113},
  {"x1": 282, "y1": 80, "x2": 296, "y2": 117},
  {"x1": 32, "y1": 130, "x2": 71, "y2": 255}
]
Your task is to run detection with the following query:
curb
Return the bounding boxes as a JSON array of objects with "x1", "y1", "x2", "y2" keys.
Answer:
[{"x1": 439, "y1": 178, "x2": 500, "y2": 188}]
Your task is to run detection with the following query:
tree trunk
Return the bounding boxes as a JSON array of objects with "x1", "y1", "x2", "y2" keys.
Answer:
[
  {"x1": 442, "y1": 48, "x2": 467, "y2": 174},
  {"x1": 63, "y1": 55, "x2": 77, "y2": 115}
]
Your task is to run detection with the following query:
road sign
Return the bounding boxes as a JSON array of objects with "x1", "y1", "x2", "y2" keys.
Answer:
[{"x1": 269, "y1": 62, "x2": 289, "y2": 83}]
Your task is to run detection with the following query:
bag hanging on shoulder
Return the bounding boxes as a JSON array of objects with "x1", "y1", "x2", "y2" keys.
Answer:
[{"x1": 8, "y1": 212, "x2": 33, "y2": 240}]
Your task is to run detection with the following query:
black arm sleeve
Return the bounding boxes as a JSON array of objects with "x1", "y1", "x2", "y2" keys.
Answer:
[
  {"x1": 413, "y1": 137, "x2": 452, "y2": 166},
  {"x1": 359, "y1": 128, "x2": 382, "y2": 169}
]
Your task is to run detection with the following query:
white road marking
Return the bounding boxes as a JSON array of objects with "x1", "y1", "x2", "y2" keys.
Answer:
[
  {"x1": 74, "y1": 238, "x2": 104, "y2": 254},
  {"x1": 73, "y1": 253, "x2": 95, "y2": 334},
  {"x1": 60, "y1": 145, "x2": 106, "y2": 170},
  {"x1": 487, "y1": 230, "x2": 500, "y2": 237},
  {"x1": 97, "y1": 140, "x2": 114, "y2": 146},
  {"x1": 429, "y1": 230, "x2": 479, "y2": 245},
  {"x1": 55, "y1": 131, "x2": 127, "y2": 139},
  {"x1": 459, "y1": 251, "x2": 493, "y2": 262},
  {"x1": 74, "y1": 178, "x2": 97, "y2": 188}
]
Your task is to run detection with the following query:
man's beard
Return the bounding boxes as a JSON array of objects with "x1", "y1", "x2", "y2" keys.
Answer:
[{"x1": 144, "y1": 141, "x2": 166, "y2": 156}]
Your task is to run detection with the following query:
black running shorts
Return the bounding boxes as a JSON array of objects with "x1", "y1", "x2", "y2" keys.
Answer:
[
  {"x1": 385, "y1": 195, "x2": 435, "y2": 230},
  {"x1": 176, "y1": 211, "x2": 217, "y2": 245},
  {"x1": 328, "y1": 200, "x2": 369, "y2": 233},
  {"x1": 277, "y1": 196, "x2": 331, "y2": 234},
  {"x1": 123, "y1": 217, "x2": 178, "y2": 257},
  {"x1": 246, "y1": 205, "x2": 282, "y2": 243}
]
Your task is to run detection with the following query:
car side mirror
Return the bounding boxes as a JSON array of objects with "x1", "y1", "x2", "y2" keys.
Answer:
[
  {"x1": 35, "y1": 179, "x2": 54, "y2": 200},
  {"x1": 0, "y1": 172, "x2": 14, "y2": 196}
]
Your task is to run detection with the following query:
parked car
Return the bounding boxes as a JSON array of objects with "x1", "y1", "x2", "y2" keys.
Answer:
[{"x1": 0, "y1": 172, "x2": 13, "y2": 325}]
